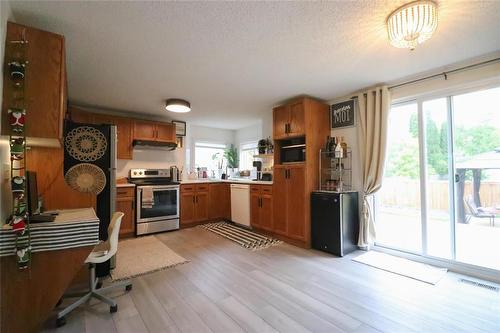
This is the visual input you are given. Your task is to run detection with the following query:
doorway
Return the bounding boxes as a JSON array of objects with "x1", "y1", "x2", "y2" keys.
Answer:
[{"x1": 376, "y1": 85, "x2": 500, "y2": 272}]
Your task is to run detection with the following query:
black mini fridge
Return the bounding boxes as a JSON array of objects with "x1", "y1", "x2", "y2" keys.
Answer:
[{"x1": 311, "y1": 191, "x2": 359, "y2": 256}]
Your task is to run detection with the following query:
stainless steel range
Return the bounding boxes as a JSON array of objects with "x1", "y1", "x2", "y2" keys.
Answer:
[{"x1": 128, "y1": 168, "x2": 179, "y2": 235}]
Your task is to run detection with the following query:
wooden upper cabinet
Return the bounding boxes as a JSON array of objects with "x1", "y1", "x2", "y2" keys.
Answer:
[
  {"x1": 272, "y1": 100, "x2": 305, "y2": 139},
  {"x1": 156, "y1": 122, "x2": 176, "y2": 143},
  {"x1": 133, "y1": 121, "x2": 157, "y2": 141},
  {"x1": 114, "y1": 117, "x2": 133, "y2": 160},
  {"x1": 67, "y1": 108, "x2": 133, "y2": 160},
  {"x1": 1, "y1": 22, "x2": 66, "y2": 141},
  {"x1": 133, "y1": 120, "x2": 176, "y2": 143},
  {"x1": 288, "y1": 101, "x2": 305, "y2": 137},
  {"x1": 273, "y1": 105, "x2": 289, "y2": 140}
]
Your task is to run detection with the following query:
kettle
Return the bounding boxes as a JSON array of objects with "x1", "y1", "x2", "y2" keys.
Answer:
[{"x1": 170, "y1": 166, "x2": 180, "y2": 182}]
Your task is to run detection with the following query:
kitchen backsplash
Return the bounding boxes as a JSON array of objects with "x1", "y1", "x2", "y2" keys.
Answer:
[{"x1": 116, "y1": 146, "x2": 185, "y2": 178}]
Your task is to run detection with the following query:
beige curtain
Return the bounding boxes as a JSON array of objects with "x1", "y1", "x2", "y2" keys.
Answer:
[{"x1": 357, "y1": 86, "x2": 390, "y2": 249}]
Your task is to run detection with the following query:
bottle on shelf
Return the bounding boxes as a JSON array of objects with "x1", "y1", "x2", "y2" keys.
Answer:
[
  {"x1": 334, "y1": 139, "x2": 343, "y2": 159},
  {"x1": 340, "y1": 136, "x2": 348, "y2": 157}
]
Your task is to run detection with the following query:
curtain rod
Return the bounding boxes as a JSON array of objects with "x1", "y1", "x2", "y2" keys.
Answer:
[{"x1": 350, "y1": 57, "x2": 500, "y2": 99}]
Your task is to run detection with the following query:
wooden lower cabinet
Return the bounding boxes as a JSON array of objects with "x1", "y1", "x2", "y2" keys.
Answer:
[
  {"x1": 115, "y1": 187, "x2": 135, "y2": 237},
  {"x1": 180, "y1": 191, "x2": 196, "y2": 224},
  {"x1": 273, "y1": 166, "x2": 288, "y2": 235},
  {"x1": 209, "y1": 183, "x2": 231, "y2": 220},
  {"x1": 180, "y1": 184, "x2": 210, "y2": 225},
  {"x1": 195, "y1": 190, "x2": 209, "y2": 221},
  {"x1": 250, "y1": 185, "x2": 273, "y2": 231},
  {"x1": 272, "y1": 164, "x2": 306, "y2": 241}
]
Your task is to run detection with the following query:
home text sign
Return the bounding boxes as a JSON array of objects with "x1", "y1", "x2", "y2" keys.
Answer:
[{"x1": 331, "y1": 100, "x2": 355, "y2": 128}]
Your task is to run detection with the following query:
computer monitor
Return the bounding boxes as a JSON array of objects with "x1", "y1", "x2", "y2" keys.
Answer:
[{"x1": 26, "y1": 171, "x2": 39, "y2": 215}]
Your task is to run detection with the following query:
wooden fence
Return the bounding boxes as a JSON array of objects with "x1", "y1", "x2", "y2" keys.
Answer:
[{"x1": 380, "y1": 178, "x2": 500, "y2": 210}]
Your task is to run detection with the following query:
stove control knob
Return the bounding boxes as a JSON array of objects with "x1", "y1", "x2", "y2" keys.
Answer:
[
  {"x1": 139, "y1": 171, "x2": 143, "y2": 175},
  {"x1": 133, "y1": 171, "x2": 137, "y2": 175}
]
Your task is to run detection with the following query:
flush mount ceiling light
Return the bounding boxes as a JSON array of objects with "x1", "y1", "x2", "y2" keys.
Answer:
[
  {"x1": 165, "y1": 98, "x2": 191, "y2": 113},
  {"x1": 387, "y1": 0, "x2": 438, "y2": 50}
]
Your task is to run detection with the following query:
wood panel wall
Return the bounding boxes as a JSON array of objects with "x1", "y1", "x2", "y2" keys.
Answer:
[{"x1": 26, "y1": 147, "x2": 96, "y2": 211}]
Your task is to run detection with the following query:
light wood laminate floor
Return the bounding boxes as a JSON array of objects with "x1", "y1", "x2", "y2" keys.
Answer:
[{"x1": 43, "y1": 226, "x2": 500, "y2": 333}]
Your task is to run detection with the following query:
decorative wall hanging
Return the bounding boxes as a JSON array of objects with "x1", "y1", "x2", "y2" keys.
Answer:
[
  {"x1": 331, "y1": 100, "x2": 355, "y2": 129},
  {"x1": 64, "y1": 163, "x2": 107, "y2": 194},
  {"x1": 5, "y1": 30, "x2": 31, "y2": 270},
  {"x1": 64, "y1": 126, "x2": 107, "y2": 162}
]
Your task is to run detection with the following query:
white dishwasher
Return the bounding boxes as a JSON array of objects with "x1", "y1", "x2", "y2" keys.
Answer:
[{"x1": 230, "y1": 184, "x2": 251, "y2": 227}]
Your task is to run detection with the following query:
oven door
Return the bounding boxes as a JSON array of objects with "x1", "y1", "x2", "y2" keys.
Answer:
[{"x1": 136, "y1": 185, "x2": 179, "y2": 223}]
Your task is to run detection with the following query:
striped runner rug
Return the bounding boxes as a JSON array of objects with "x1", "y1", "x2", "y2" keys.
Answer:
[{"x1": 200, "y1": 222, "x2": 282, "y2": 250}]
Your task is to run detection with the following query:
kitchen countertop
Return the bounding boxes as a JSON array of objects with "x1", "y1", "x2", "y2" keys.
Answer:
[{"x1": 180, "y1": 179, "x2": 273, "y2": 185}]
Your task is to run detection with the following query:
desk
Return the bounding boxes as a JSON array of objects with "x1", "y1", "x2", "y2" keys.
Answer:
[{"x1": 0, "y1": 208, "x2": 100, "y2": 333}]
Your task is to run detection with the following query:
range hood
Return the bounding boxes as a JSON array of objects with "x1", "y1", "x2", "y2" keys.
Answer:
[{"x1": 132, "y1": 139, "x2": 177, "y2": 150}]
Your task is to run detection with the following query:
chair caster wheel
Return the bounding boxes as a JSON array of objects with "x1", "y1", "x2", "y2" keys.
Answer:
[
  {"x1": 56, "y1": 298, "x2": 63, "y2": 307},
  {"x1": 110, "y1": 305, "x2": 118, "y2": 313},
  {"x1": 96, "y1": 281, "x2": 103, "y2": 289},
  {"x1": 125, "y1": 284, "x2": 132, "y2": 291},
  {"x1": 56, "y1": 317, "x2": 66, "y2": 327}
]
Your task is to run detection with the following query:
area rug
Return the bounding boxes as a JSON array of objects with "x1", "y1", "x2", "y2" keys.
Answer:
[
  {"x1": 352, "y1": 251, "x2": 447, "y2": 285},
  {"x1": 200, "y1": 222, "x2": 282, "y2": 250},
  {"x1": 111, "y1": 236, "x2": 188, "y2": 281}
]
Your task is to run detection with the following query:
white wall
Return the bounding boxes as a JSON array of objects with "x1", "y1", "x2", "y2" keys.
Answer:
[
  {"x1": 234, "y1": 121, "x2": 262, "y2": 147},
  {"x1": 1, "y1": 1, "x2": 14, "y2": 221}
]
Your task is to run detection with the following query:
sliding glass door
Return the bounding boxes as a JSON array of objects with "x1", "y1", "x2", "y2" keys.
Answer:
[
  {"x1": 376, "y1": 85, "x2": 500, "y2": 272},
  {"x1": 452, "y1": 87, "x2": 500, "y2": 270}
]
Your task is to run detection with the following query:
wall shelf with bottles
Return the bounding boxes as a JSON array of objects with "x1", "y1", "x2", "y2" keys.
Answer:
[{"x1": 318, "y1": 148, "x2": 352, "y2": 192}]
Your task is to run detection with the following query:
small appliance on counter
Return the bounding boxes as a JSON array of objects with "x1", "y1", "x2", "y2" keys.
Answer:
[
  {"x1": 280, "y1": 137, "x2": 306, "y2": 163},
  {"x1": 128, "y1": 168, "x2": 179, "y2": 235},
  {"x1": 311, "y1": 191, "x2": 359, "y2": 257}
]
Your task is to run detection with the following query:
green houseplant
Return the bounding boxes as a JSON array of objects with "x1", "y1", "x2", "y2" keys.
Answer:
[{"x1": 224, "y1": 144, "x2": 239, "y2": 169}]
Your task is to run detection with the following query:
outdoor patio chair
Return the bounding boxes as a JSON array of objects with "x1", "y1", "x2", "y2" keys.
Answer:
[{"x1": 464, "y1": 195, "x2": 496, "y2": 227}]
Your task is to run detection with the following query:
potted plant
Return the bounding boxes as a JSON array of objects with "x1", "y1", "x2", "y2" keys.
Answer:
[{"x1": 224, "y1": 144, "x2": 239, "y2": 176}]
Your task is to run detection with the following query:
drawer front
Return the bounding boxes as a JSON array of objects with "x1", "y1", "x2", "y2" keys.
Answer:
[
  {"x1": 195, "y1": 184, "x2": 209, "y2": 192},
  {"x1": 261, "y1": 185, "x2": 273, "y2": 194},
  {"x1": 250, "y1": 185, "x2": 261, "y2": 193},
  {"x1": 116, "y1": 187, "x2": 135, "y2": 197},
  {"x1": 181, "y1": 185, "x2": 195, "y2": 193}
]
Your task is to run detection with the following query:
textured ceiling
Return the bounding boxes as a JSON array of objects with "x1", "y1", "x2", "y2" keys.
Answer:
[{"x1": 8, "y1": 1, "x2": 500, "y2": 129}]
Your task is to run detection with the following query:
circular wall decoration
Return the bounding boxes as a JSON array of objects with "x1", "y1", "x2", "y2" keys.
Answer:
[
  {"x1": 64, "y1": 163, "x2": 106, "y2": 194},
  {"x1": 65, "y1": 126, "x2": 107, "y2": 162}
]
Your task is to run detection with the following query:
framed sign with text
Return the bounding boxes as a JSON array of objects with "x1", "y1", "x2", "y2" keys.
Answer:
[{"x1": 331, "y1": 100, "x2": 355, "y2": 128}]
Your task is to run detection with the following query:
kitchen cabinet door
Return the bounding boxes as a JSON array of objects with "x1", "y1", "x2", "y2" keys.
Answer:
[
  {"x1": 156, "y1": 122, "x2": 176, "y2": 143},
  {"x1": 114, "y1": 117, "x2": 133, "y2": 160},
  {"x1": 222, "y1": 183, "x2": 231, "y2": 220},
  {"x1": 288, "y1": 101, "x2": 305, "y2": 137},
  {"x1": 69, "y1": 108, "x2": 93, "y2": 124},
  {"x1": 273, "y1": 105, "x2": 289, "y2": 140},
  {"x1": 260, "y1": 193, "x2": 273, "y2": 231},
  {"x1": 2, "y1": 22, "x2": 66, "y2": 140},
  {"x1": 250, "y1": 192, "x2": 261, "y2": 228},
  {"x1": 273, "y1": 166, "x2": 288, "y2": 235},
  {"x1": 195, "y1": 191, "x2": 209, "y2": 222},
  {"x1": 116, "y1": 196, "x2": 135, "y2": 237},
  {"x1": 133, "y1": 121, "x2": 156, "y2": 141},
  {"x1": 180, "y1": 192, "x2": 196, "y2": 225},
  {"x1": 208, "y1": 184, "x2": 222, "y2": 219},
  {"x1": 287, "y1": 164, "x2": 306, "y2": 240}
]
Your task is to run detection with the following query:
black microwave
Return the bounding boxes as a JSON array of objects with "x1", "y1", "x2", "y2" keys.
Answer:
[{"x1": 281, "y1": 138, "x2": 306, "y2": 163}]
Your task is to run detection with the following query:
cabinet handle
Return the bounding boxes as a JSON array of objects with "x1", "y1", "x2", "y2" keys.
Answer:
[
  {"x1": 192, "y1": 196, "x2": 195, "y2": 204},
  {"x1": 259, "y1": 197, "x2": 262, "y2": 207},
  {"x1": 131, "y1": 201, "x2": 134, "y2": 210},
  {"x1": 196, "y1": 195, "x2": 198, "y2": 203},
  {"x1": 286, "y1": 123, "x2": 290, "y2": 134}
]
